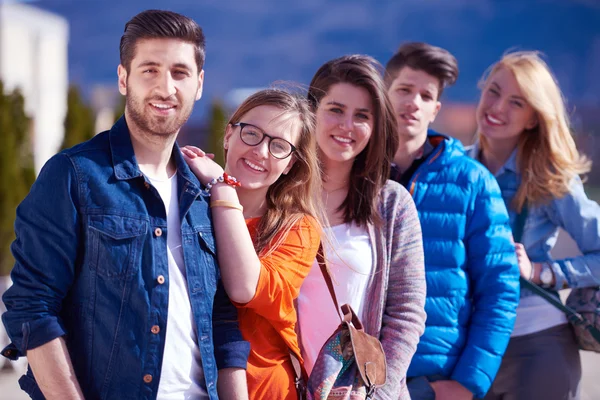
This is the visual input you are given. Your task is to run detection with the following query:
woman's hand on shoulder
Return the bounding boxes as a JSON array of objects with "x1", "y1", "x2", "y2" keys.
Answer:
[{"x1": 181, "y1": 146, "x2": 224, "y2": 186}]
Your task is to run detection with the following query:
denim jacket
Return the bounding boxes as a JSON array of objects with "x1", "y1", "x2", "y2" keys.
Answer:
[
  {"x1": 468, "y1": 144, "x2": 600, "y2": 291},
  {"x1": 1, "y1": 117, "x2": 250, "y2": 400}
]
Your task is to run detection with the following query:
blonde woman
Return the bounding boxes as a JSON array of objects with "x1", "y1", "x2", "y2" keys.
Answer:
[{"x1": 470, "y1": 51, "x2": 600, "y2": 400}]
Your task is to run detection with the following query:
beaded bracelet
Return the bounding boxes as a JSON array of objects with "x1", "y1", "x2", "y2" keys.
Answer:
[{"x1": 201, "y1": 172, "x2": 241, "y2": 196}]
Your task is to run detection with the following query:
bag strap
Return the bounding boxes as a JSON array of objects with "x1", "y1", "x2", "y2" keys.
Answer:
[
  {"x1": 289, "y1": 242, "x2": 364, "y2": 396},
  {"x1": 340, "y1": 304, "x2": 364, "y2": 330},
  {"x1": 316, "y1": 243, "x2": 344, "y2": 323},
  {"x1": 512, "y1": 204, "x2": 528, "y2": 244},
  {"x1": 520, "y1": 278, "x2": 600, "y2": 343},
  {"x1": 288, "y1": 242, "x2": 335, "y2": 397},
  {"x1": 289, "y1": 350, "x2": 306, "y2": 398},
  {"x1": 515, "y1": 205, "x2": 600, "y2": 344}
]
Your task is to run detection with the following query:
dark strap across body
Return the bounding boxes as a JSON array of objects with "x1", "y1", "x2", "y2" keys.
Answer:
[{"x1": 514, "y1": 205, "x2": 600, "y2": 345}]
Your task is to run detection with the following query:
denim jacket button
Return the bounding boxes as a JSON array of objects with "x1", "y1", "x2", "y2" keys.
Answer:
[
  {"x1": 154, "y1": 228, "x2": 162, "y2": 237},
  {"x1": 157, "y1": 275, "x2": 165, "y2": 284},
  {"x1": 143, "y1": 374, "x2": 153, "y2": 383},
  {"x1": 151, "y1": 325, "x2": 160, "y2": 334},
  {"x1": 144, "y1": 181, "x2": 150, "y2": 189}
]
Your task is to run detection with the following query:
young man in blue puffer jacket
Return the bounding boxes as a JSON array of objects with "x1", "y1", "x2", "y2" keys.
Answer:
[{"x1": 385, "y1": 42, "x2": 520, "y2": 400}]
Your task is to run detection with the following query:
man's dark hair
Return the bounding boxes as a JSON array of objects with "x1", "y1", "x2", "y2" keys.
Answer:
[
  {"x1": 385, "y1": 42, "x2": 458, "y2": 98},
  {"x1": 120, "y1": 10, "x2": 206, "y2": 72}
]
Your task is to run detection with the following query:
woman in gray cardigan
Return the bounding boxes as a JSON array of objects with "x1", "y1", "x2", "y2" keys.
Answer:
[{"x1": 297, "y1": 54, "x2": 427, "y2": 400}]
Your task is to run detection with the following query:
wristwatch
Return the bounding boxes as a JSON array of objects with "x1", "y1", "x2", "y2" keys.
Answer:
[{"x1": 539, "y1": 263, "x2": 554, "y2": 287}]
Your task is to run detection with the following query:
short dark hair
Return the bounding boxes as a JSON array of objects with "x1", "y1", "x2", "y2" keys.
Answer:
[
  {"x1": 308, "y1": 55, "x2": 399, "y2": 227},
  {"x1": 120, "y1": 10, "x2": 206, "y2": 72},
  {"x1": 385, "y1": 42, "x2": 458, "y2": 98}
]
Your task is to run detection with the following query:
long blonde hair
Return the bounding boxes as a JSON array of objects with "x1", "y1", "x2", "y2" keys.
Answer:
[
  {"x1": 478, "y1": 51, "x2": 591, "y2": 212},
  {"x1": 226, "y1": 88, "x2": 324, "y2": 256}
]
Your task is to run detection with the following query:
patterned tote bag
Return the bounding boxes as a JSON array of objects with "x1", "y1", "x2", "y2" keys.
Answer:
[{"x1": 290, "y1": 245, "x2": 387, "y2": 400}]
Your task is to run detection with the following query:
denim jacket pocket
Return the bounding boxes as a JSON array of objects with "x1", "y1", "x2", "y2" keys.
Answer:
[
  {"x1": 197, "y1": 229, "x2": 216, "y2": 255},
  {"x1": 88, "y1": 214, "x2": 148, "y2": 278},
  {"x1": 195, "y1": 229, "x2": 220, "y2": 289}
]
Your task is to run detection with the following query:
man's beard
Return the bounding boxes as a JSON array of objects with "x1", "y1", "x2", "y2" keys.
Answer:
[{"x1": 126, "y1": 89, "x2": 194, "y2": 139}]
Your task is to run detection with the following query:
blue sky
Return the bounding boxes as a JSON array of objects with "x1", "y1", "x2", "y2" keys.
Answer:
[{"x1": 27, "y1": 0, "x2": 600, "y2": 120}]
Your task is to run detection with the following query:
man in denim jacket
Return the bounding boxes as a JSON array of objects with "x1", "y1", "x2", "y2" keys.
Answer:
[{"x1": 1, "y1": 10, "x2": 249, "y2": 400}]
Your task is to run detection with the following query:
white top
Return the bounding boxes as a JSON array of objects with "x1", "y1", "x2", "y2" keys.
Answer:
[
  {"x1": 149, "y1": 173, "x2": 208, "y2": 400},
  {"x1": 512, "y1": 243, "x2": 571, "y2": 337},
  {"x1": 512, "y1": 295, "x2": 568, "y2": 337},
  {"x1": 297, "y1": 222, "x2": 373, "y2": 375}
]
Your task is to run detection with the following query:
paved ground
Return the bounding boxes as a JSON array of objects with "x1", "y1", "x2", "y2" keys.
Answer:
[
  {"x1": 581, "y1": 352, "x2": 600, "y2": 400},
  {"x1": 1, "y1": 355, "x2": 599, "y2": 400},
  {"x1": 0, "y1": 362, "x2": 28, "y2": 400}
]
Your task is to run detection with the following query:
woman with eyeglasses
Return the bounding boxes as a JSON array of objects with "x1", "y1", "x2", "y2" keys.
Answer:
[{"x1": 182, "y1": 88, "x2": 323, "y2": 400}]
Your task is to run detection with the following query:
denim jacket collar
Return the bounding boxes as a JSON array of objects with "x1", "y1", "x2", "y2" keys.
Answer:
[
  {"x1": 470, "y1": 140, "x2": 519, "y2": 178},
  {"x1": 171, "y1": 143, "x2": 203, "y2": 194},
  {"x1": 109, "y1": 116, "x2": 201, "y2": 193},
  {"x1": 109, "y1": 116, "x2": 142, "y2": 181},
  {"x1": 499, "y1": 147, "x2": 519, "y2": 176}
]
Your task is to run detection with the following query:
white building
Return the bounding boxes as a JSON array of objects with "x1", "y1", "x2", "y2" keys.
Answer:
[
  {"x1": 91, "y1": 84, "x2": 120, "y2": 134},
  {"x1": 0, "y1": 1, "x2": 69, "y2": 174},
  {"x1": 225, "y1": 87, "x2": 265, "y2": 110}
]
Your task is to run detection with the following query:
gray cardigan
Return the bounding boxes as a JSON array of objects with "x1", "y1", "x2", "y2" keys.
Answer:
[{"x1": 365, "y1": 180, "x2": 427, "y2": 400}]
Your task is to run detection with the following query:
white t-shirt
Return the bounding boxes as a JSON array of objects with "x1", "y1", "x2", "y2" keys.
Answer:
[
  {"x1": 148, "y1": 173, "x2": 208, "y2": 400},
  {"x1": 512, "y1": 245, "x2": 571, "y2": 337},
  {"x1": 297, "y1": 222, "x2": 373, "y2": 375},
  {"x1": 512, "y1": 295, "x2": 568, "y2": 337}
]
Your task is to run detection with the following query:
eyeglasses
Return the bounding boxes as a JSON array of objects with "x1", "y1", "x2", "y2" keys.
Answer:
[{"x1": 232, "y1": 122, "x2": 297, "y2": 159}]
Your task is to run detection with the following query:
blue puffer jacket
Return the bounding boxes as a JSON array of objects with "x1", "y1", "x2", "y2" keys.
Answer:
[{"x1": 394, "y1": 131, "x2": 520, "y2": 398}]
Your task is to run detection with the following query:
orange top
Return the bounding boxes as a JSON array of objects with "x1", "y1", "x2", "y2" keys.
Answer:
[{"x1": 236, "y1": 216, "x2": 320, "y2": 400}]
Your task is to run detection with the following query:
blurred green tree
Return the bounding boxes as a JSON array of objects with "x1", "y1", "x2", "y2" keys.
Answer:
[
  {"x1": 114, "y1": 94, "x2": 126, "y2": 123},
  {"x1": 0, "y1": 82, "x2": 34, "y2": 276},
  {"x1": 206, "y1": 99, "x2": 228, "y2": 167},
  {"x1": 61, "y1": 85, "x2": 95, "y2": 150}
]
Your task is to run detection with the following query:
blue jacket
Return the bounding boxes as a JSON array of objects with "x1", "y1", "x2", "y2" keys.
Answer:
[
  {"x1": 392, "y1": 131, "x2": 519, "y2": 398},
  {"x1": 1, "y1": 117, "x2": 250, "y2": 400}
]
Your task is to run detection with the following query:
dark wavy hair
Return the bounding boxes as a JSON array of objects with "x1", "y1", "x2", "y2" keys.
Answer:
[
  {"x1": 308, "y1": 55, "x2": 399, "y2": 227},
  {"x1": 385, "y1": 42, "x2": 458, "y2": 98}
]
